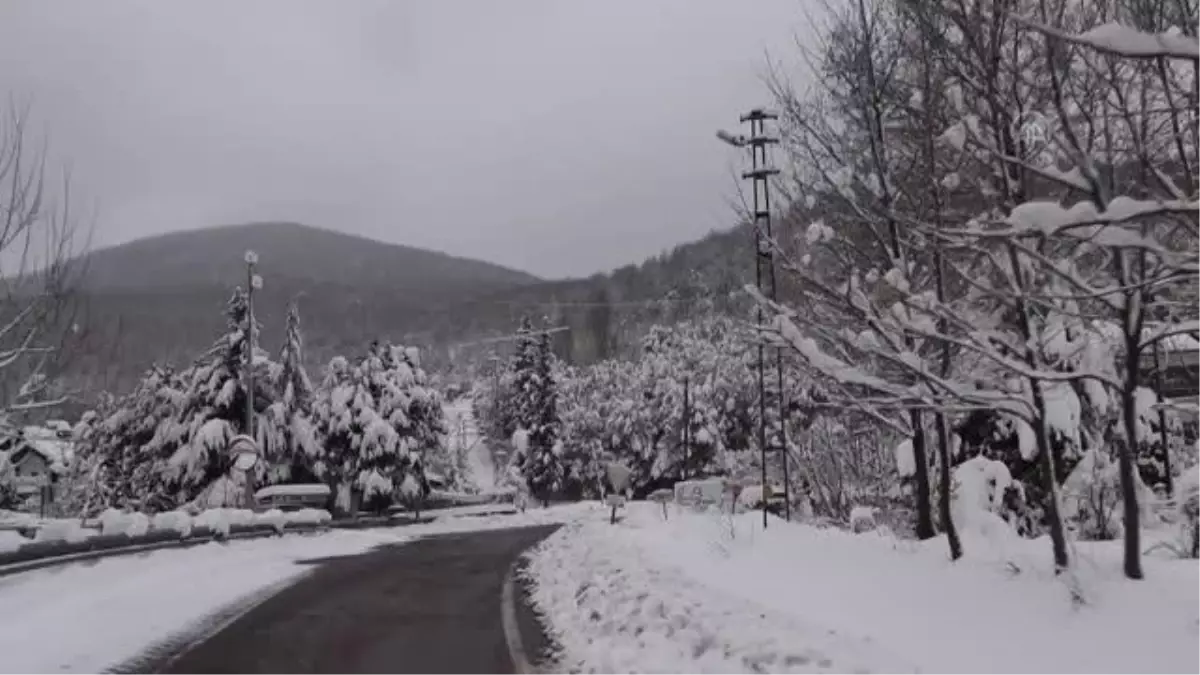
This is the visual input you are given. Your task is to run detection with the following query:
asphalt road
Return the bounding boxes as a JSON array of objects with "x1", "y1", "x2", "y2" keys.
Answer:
[{"x1": 141, "y1": 524, "x2": 560, "y2": 674}]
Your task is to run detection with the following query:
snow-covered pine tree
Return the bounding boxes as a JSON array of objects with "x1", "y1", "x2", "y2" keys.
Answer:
[
  {"x1": 312, "y1": 342, "x2": 441, "y2": 515},
  {"x1": 0, "y1": 447, "x2": 17, "y2": 510},
  {"x1": 523, "y1": 329, "x2": 563, "y2": 506},
  {"x1": 263, "y1": 300, "x2": 322, "y2": 485},
  {"x1": 157, "y1": 287, "x2": 278, "y2": 507},
  {"x1": 378, "y1": 344, "x2": 443, "y2": 505},
  {"x1": 72, "y1": 366, "x2": 186, "y2": 511},
  {"x1": 507, "y1": 316, "x2": 540, "y2": 436},
  {"x1": 56, "y1": 401, "x2": 115, "y2": 517},
  {"x1": 311, "y1": 355, "x2": 362, "y2": 514}
]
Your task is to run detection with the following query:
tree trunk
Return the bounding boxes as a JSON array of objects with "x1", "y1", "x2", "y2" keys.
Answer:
[
  {"x1": 910, "y1": 411, "x2": 936, "y2": 539},
  {"x1": 1119, "y1": 353, "x2": 1144, "y2": 579},
  {"x1": 1032, "y1": 380, "x2": 1070, "y2": 572},
  {"x1": 935, "y1": 413, "x2": 962, "y2": 560},
  {"x1": 1004, "y1": 241, "x2": 1068, "y2": 572}
]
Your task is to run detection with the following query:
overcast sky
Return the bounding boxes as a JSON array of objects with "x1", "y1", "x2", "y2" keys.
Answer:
[{"x1": 0, "y1": 0, "x2": 810, "y2": 279}]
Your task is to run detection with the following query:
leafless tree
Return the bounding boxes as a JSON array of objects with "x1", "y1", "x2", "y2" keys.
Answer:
[{"x1": 0, "y1": 101, "x2": 90, "y2": 429}]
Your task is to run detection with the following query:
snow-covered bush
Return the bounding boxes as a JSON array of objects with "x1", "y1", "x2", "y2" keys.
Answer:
[
  {"x1": 286, "y1": 508, "x2": 332, "y2": 526},
  {"x1": 151, "y1": 510, "x2": 194, "y2": 537},
  {"x1": 34, "y1": 519, "x2": 92, "y2": 544},
  {"x1": 849, "y1": 505, "x2": 878, "y2": 533},
  {"x1": 253, "y1": 508, "x2": 287, "y2": 534},
  {"x1": 951, "y1": 457, "x2": 1019, "y2": 540},
  {"x1": 311, "y1": 341, "x2": 442, "y2": 516},
  {"x1": 1060, "y1": 449, "x2": 1156, "y2": 541},
  {"x1": 98, "y1": 508, "x2": 129, "y2": 537},
  {"x1": 1175, "y1": 464, "x2": 1199, "y2": 558}
]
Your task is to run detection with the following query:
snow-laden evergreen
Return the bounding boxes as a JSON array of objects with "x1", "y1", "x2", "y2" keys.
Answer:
[
  {"x1": 491, "y1": 315, "x2": 765, "y2": 499},
  {"x1": 501, "y1": 318, "x2": 564, "y2": 505},
  {"x1": 72, "y1": 367, "x2": 188, "y2": 511},
  {"x1": 311, "y1": 341, "x2": 445, "y2": 514},
  {"x1": 261, "y1": 301, "x2": 322, "y2": 485},
  {"x1": 155, "y1": 288, "x2": 279, "y2": 507}
]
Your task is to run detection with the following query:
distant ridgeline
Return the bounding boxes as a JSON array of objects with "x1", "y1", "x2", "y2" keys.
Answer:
[{"x1": 40, "y1": 221, "x2": 758, "y2": 404}]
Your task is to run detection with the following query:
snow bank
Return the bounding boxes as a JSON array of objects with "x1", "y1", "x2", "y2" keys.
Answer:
[
  {"x1": 253, "y1": 508, "x2": 287, "y2": 534},
  {"x1": 528, "y1": 503, "x2": 1199, "y2": 674},
  {"x1": 151, "y1": 511, "x2": 194, "y2": 537},
  {"x1": 192, "y1": 508, "x2": 255, "y2": 537},
  {"x1": 99, "y1": 508, "x2": 129, "y2": 537},
  {"x1": 849, "y1": 505, "x2": 877, "y2": 532},
  {"x1": 33, "y1": 519, "x2": 93, "y2": 544},
  {"x1": 285, "y1": 508, "x2": 332, "y2": 526},
  {"x1": 0, "y1": 530, "x2": 30, "y2": 553},
  {"x1": 97, "y1": 510, "x2": 152, "y2": 538},
  {"x1": 255, "y1": 483, "x2": 331, "y2": 499},
  {"x1": 527, "y1": 508, "x2": 910, "y2": 673}
]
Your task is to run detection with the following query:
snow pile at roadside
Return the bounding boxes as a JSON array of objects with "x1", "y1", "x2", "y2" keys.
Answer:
[
  {"x1": 0, "y1": 530, "x2": 28, "y2": 553},
  {"x1": 395, "y1": 501, "x2": 591, "y2": 539},
  {"x1": 527, "y1": 503, "x2": 1199, "y2": 674},
  {"x1": 33, "y1": 519, "x2": 92, "y2": 544},
  {"x1": 1, "y1": 506, "x2": 335, "y2": 553},
  {"x1": 526, "y1": 508, "x2": 910, "y2": 673}
]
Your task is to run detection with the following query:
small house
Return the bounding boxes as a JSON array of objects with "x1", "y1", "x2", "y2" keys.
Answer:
[{"x1": 1, "y1": 424, "x2": 73, "y2": 504}]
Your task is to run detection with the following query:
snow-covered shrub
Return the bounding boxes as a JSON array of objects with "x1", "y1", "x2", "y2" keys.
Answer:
[
  {"x1": 1061, "y1": 449, "x2": 1128, "y2": 541},
  {"x1": 98, "y1": 507, "x2": 130, "y2": 536},
  {"x1": 193, "y1": 508, "x2": 253, "y2": 537},
  {"x1": 286, "y1": 508, "x2": 332, "y2": 526},
  {"x1": 254, "y1": 508, "x2": 287, "y2": 534},
  {"x1": 124, "y1": 512, "x2": 151, "y2": 537},
  {"x1": 850, "y1": 505, "x2": 878, "y2": 533},
  {"x1": 34, "y1": 519, "x2": 92, "y2": 544},
  {"x1": 1175, "y1": 465, "x2": 1199, "y2": 558},
  {"x1": 0, "y1": 529, "x2": 29, "y2": 553},
  {"x1": 151, "y1": 510, "x2": 193, "y2": 537},
  {"x1": 951, "y1": 457, "x2": 1018, "y2": 540}
]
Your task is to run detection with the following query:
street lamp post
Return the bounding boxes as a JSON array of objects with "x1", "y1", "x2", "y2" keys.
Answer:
[
  {"x1": 243, "y1": 250, "x2": 263, "y2": 507},
  {"x1": 244, "y1": 251, "x2": 262, "y2": 439}
]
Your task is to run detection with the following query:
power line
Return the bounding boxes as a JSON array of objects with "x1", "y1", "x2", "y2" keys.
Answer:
[{"x1": 455, "y1": 289, "x2": 747, "y2": 310}]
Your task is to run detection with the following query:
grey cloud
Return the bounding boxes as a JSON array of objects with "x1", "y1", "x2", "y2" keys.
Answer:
[{"x1": 0, "y1": 0, "x2": 809, "y2": 278}]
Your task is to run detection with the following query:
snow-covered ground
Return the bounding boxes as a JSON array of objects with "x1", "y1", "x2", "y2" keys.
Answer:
[
  {"x1": 526, "y1": 503, "x2": 1200, "y2": 674},
  {"x1": 445, "y1": 396, "x2": 496, "y2": 491},
  {"x1": 0, "y1": 503, "x2": 587, "y2": 673}
]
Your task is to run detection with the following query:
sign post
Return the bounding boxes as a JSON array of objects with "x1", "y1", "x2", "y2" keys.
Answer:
[
  {"x1": 229, "y1": 434, "x2": 260, "y2": 508},
  {"x1": 604, "y1": 460, "x2": 632, "y2": 525}
]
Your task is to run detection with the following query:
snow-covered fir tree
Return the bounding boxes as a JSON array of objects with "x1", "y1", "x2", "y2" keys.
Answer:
[
  {"x1": 0, "y1": 448, "x2": 17, "y2": 510},
  {"x1": 554, "y1": 315, "x2": 763, "y2": 498},
  {"x1": 72, "y1": 366, "x2": 187, "y2": 511},
  {"x1": 156, "y1": 287, "x2": 278, "y2": 507},
  {"x1": 311, "y1": 342, "x2": 444, "y2": 514},
  {"x1": 262, "y1": 301, "x2": 322, "y2": 485},
  {"x1": 522, "y1": 329, "x2": 563, "y2": 505},
  {"x1": 506, "y1": 317, "x2": 541, "y2": 436}
]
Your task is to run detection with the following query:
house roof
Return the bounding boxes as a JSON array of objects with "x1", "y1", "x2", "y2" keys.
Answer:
[{"x1": 9, "y1": 426, "x2": 72, "y2": 473}]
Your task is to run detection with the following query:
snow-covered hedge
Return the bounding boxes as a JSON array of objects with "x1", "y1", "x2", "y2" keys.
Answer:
[{"x1": 0, "y1": 507, "x2": 336, "y2": 564}]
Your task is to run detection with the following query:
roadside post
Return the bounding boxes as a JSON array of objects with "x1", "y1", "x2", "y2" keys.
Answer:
[{"x1": 604, "y1": 460, "x2": 632, "y2": 525}]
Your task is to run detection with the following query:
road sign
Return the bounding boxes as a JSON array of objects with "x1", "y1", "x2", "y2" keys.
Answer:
[{"x1": 674, "y1": 478, "x2": 724, "y2": 509}]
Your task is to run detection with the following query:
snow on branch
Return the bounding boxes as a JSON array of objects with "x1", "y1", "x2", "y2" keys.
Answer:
[{"x1": 1013, "y1": 15, "x2": 1200, "y2": 61}]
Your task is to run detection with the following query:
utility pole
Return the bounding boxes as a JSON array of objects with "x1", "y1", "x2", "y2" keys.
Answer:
[
  {"x1": 718, "y1": 108, "x2": 791, "y2": 527},
  {"x1": 682, "y1": 376, "x2": 690, "y2": 480}
]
